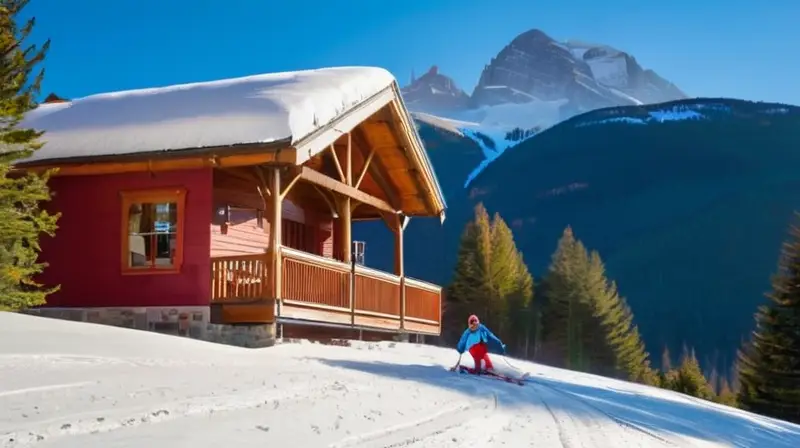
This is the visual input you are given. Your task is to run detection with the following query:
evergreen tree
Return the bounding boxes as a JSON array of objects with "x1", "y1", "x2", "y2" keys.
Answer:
[
  {"x1": 0, "y1": 0, "x2": 59, "y2": 311},
  {"x1": 541, "y1": 227, "x2": 593, "y2": 370},
  {"x1": 661, "y1": 346, "x2": 673, "y2": 371},
  {"x1": 663, "y1": 347, "x2": 716, "y2": 401},
  {"x1": 450, "y1": 204, "x2": 493, "y2": 323},
  {"x1": 587, "y1": 251, "x2": 655, "y2": 382},
  {"x1": 442, "y1": 216, "x2": 489, "y2": 342},
  {"x1": 737, "y1": 215, "x2": 800, "y2": 423},
  {"x1": 486, "y1": 212, "x2": 517, "y2": 336},
  {"x1": 716, "y1": 376, "x2": 738, "y2": 407},
  {"x1": 729, "y1": 359, "x2": 741, "y2": 395},
  {"x1": 708, "y1": 366, "x2": 720, "y2": 395},
  {"x1": 506, "y1": 250, "x2": 535, "y2": 356},
  {"x1": 541, "y1": 227, "x2": 654, "y2": 382},
  {"x1": 444, "y1": 203, "x2": 534, "y2": 352}
]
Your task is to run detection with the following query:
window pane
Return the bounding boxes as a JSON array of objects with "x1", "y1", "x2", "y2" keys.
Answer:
[
  {"x1": 127, "y1": 200, "x2": 178, "y2": 268},
  {"x1": 154, "y1": 233, "x2": 177, "y2": 266}
]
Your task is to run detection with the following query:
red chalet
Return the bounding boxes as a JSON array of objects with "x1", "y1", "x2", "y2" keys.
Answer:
[{"x1": 14, "y1": 67, "x2": 447, "y2": 347}]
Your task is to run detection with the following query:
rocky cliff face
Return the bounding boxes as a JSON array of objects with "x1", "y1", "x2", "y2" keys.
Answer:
[
  {"x1": 470, "y1": 29, "x2": 687, "y2": 114},
  {"x1": 401, "y1": 29, "x2": 686, "y2": 119},
  {"x1": 400, "y1": 66, "x2": 470, "y2": 114},
  {"x1": 565, "y1": 40, "x2": 686, "y2": 104}
]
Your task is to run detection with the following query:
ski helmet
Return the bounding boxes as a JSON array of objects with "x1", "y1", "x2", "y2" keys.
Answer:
[{"x1": 468, "y1": 314, "x2": 479, "y2": 325}]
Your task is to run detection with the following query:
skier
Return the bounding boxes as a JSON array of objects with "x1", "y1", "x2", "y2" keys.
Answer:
[{"x1": 454, "y1": 314, "x2": 506, "y2": 374}]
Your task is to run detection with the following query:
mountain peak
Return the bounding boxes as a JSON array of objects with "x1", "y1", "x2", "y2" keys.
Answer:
[
  {"x1": 510, "y1": 28, "x2": 554, "y2": 44},
  {"x1": 400, "y1": 65, "x2": 469, "y2": 114},
  {"x1": 470, "y1": 30, "x2": 686, "y2": 110},
  {"x1": 399, "y1": 28, "x2": 686, "y2": 125}
]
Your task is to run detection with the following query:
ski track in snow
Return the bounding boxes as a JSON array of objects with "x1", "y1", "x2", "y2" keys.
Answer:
[
  {"x1": 3, "y1": 313, "x2": 800, "y2": 447},
  {"x1": 328, "y1": 393, "x2": 497, "y2": 448},
  {"x1": 529, "y1": 379, "x2": 677, "y2": 447}
]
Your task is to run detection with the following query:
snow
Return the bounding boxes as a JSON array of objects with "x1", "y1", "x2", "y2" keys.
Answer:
[
  {"x1": 585, "y1": 54, "x2": 629, "y2": 88},
  {"x1": 649, "y1": 108, "x2": 704, "y2": 122},
  {"x1": 410, "y1": 112, "x2": 535, "y2": 188},
  {"x1": 608, "y1": 87, "x2": 646, "y2": 105},
  {"x1": 413, "y1": 102, "x2": 556, "y2": 188},
  {"x1": 413, "y1": 102, "x2": 562, "y2": 188},
  {"x1": 411, "y1": 112, "x2": 477, "y2": 137},
  {"x1": 578, "y1": 105, "x2": 708, "y2": 128},
  {"x1": 3, "y1": 312, "x2": 799, "y2": 448},
  {"x1": 427, "y1": 102, "x2": 558, "y2": 188},
  {"x1": 461, "y1": 126, "x2": 536, "y2": 188},
  {"x1": 468, "y1": 101, "x2": 564, "y2": 130},
  {"x1": 17, "y1": 67, "x2": 396, "y2": 164}
]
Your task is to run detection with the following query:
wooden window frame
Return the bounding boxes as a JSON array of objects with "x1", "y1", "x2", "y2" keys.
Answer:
[{"x1": 120, "y1": 187, "x2": 187, "y2": 276}]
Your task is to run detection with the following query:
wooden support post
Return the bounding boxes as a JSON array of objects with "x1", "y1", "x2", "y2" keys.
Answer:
[
  {"x1": 341, "y1": 133, "x2": 353, "y2": 263},
  {"x1": 340, "y1": 201, "x2": 353, "y2": 265},
  {"x1": 344, "y1": 133, "x2": 355, "y2": 326},
  {"x1": 268, "y1": 167, "x2": 283, "y2": 314},
  {"x1": 346, "y1": 132, "x2": 352, "y2": 186},
  {"x1": 394, "y1": 217, "x2": 406, "y2": 330}
]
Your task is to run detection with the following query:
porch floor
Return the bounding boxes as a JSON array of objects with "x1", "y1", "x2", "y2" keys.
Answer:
[{"x1": 278, "y1": 301, "x2": 440, "y2": 335}]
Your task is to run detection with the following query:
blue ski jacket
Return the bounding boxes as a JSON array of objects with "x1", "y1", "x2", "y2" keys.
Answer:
[{"x1": 456, "y1": 324, "x2": 505, "y2": 355}]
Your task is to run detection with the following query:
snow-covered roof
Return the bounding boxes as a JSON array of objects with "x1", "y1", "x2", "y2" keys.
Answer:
[{"x1": 16, "y1": 66, "x2": 397, "y2": 165}]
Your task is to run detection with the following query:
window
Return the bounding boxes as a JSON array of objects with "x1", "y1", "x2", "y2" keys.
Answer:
[{"x1": 120, "y1": 188, "x2": 187, "y2": 274}]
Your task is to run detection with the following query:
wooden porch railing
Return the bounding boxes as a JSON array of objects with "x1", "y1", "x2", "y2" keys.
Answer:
[
  {"x1": 404, "y1": 278, "x2": 442, "y2": 324},
  {"x1": 354, "y1": 265, "x2": 401, "y2": 317},
  {"x1": 211, "y1": 247, "x2": 442, "y2": 332},
  {"x1": 210, "y1": 253, "x2": 267, "y2": 301},
  {"x1": 281, "y1": 247, "x2": 351, "y2": 309}
]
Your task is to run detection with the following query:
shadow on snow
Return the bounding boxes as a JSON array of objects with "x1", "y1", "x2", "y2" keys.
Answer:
[{"x1": 312, "y1": 358, "x2": 800, "y2": 448}]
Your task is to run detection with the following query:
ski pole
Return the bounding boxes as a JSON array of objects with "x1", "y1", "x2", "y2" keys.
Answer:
[{"x1": 451, "y1": 353, "x2": 462, "y2": 371}]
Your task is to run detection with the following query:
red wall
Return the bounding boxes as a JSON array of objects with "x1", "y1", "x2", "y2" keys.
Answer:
[{"x1": 38, "y1": 168, "x2": 213, "y2": 308}]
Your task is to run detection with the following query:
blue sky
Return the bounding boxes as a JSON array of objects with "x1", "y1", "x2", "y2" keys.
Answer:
[{"x1": 25, "y1": 0, "x2": 800, "y2": 105}]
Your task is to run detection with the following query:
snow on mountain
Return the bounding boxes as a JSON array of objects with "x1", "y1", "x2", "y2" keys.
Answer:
[
  {"x1": 3, "y1": 312, "x2": 799, "y2": 448},
  {"x1": 574, "y1": 101, "x2": 794, "y2": 128},
  {"x1": 469, "y1": 29, "x2": 686, "y2": 115},
  {"x1": 413, "y1": 107, "x2": 541, "y2": 187},
  {"x1": 412, "y1": 111, "x2": 478, "y2": 137},
  {"x1": 577, "y1": 104, "x2": 707, "y2": 127},
  {"x1": 402, "y1": 28, "x2": 687, "y2": 189}
]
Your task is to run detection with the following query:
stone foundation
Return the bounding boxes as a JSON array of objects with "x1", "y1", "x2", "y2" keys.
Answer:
[
  {"x1": 203, "y1": 323, "x2": 275, "y2": 348},
  {"x1": 24, "y1": 306, "x2": 276, "y2": 348}
]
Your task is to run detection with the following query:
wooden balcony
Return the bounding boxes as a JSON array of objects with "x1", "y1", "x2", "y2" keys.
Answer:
[{"x1": 209, "y1": 249, "x2": 442, "y2": 335}]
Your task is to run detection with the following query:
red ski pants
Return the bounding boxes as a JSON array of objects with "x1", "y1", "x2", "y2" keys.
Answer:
[{"x1": 468, "y1": 342, "x2": 494, "y2": 370}]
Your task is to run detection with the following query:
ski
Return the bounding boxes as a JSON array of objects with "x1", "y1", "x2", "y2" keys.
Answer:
[{"x1": 451, "y1": 365, "x2": 525, "y2": 386}]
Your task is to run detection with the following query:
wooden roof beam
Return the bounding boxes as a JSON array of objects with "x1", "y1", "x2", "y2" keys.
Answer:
[
  {"x1": 382, "y1": 106, "x2": 433, "y2": 212},
  {"x1": 297, "y1": 166, "x2": 395, "y2": 214},
  {"x1": 326, "y1": 144, "x2": 346, "y2": 182},
  {"x1": 354, "y1": 147, "x2": 375, "y2": 189},
  {"x1": 351, "y1": 127, "x2": 402, "y2": 210},
  {"x1": 18, "y1": 148, "x2": 297, "y2": 177}
]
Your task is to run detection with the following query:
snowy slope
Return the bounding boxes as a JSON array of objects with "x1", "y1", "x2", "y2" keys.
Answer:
[
  {"x1": 2, "y1": 312, "x2": 799, "y2": 448},
  {"x1": 413, "y1": 107, "x2": 542, "y2": 188}
]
